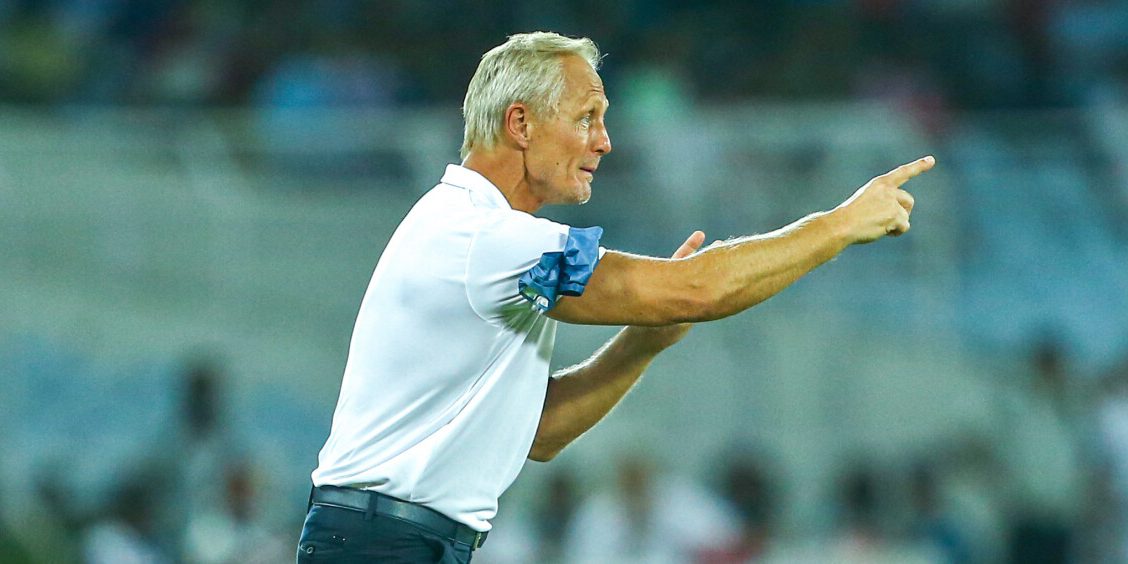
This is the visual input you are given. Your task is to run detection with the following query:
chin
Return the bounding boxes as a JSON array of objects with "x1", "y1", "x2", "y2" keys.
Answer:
[
  {"x1": 574, "y1": 185, "x2": 592, "y2": 205},
  {"x1": 546, "y1": 186, "x2": 590, "y2": 206},
  {"x1": 539, "y1": 180, "x2": 591, "y2": 207},
  {"x1": 573, "y1": 180, "x2": 593, "y2": 204}
]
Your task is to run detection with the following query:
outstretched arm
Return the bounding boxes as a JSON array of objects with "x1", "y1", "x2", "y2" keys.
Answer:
[
  {"x1": 548, "y1": 156, "x2": 933, "y2": 326},
  {"x1": 529, "y1": 156, "x2": 934, "y2": 461},
  {"x1": 529, "y1": 231, "x2": 706, "y2": 462}
]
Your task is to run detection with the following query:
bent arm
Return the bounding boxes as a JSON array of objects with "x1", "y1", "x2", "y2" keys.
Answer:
[
  {"x1": 528, "y1": 326, "x2": 668, "y2": 462},
  {"x1": 529, "y1": 231, "x2": 705, "y2": 462}
]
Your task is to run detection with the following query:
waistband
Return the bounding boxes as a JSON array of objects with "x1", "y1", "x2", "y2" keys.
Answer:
[{"x1": 309, "y1": 485, "x2": 487, "y2": 550}]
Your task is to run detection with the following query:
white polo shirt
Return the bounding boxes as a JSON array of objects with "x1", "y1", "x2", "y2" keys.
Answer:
[{"x1": 312, "y1": 164, "x2": 603, "y2": 532}]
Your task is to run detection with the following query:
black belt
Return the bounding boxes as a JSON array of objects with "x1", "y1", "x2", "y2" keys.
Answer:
[{"x1": 309, "y1": 485, "x2": 487, "y2": 550}]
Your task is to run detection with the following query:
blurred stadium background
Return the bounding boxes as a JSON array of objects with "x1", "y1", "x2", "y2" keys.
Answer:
[{"x1": 2, "y1": 1, "x2": 1128, "y2": 563}]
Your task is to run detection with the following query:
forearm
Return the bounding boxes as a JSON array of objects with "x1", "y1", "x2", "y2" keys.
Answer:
[
  {"x1": 528, "y1": 326, "x2": 662, "y2": 462},
  {"x1": 649, "y1": 209, "x2": 848, "y2": 324},
  {"x1": 687, "y1": 209, "x2": 850, "y2": 321}
]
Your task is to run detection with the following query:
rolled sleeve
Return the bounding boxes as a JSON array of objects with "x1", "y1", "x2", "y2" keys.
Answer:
[
  {"x1": 518, "y1": 226, "x2": 603, "y2": 312},
  {"x1": 466, "y1": 212, "x2": 604, "y2": 320}
]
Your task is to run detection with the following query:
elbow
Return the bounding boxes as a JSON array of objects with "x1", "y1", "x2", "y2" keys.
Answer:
[
  {"x1": 661, "y1": 284, "x2": 730, "y2": 324},
  {"x1": 627, "y1": 283, "x2": 715, "y2": 326},
  {"x1": 529, "y1": 382, "x2": 565, "y2": 462},
  {"x1": 679, "y1": 271, "x2": 769, "y2": 322},
  {"x1": 699, "y1": 287, "x2": 745, "y2": 322},
  {"x1": 649, "y1": 258, "x2": 737, "y2": 323},
  {"x1": 528, "y1": 440, "x2": 562, "y2": 463}
]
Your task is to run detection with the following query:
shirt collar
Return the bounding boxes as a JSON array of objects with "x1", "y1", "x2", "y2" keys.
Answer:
[{"x1": 440, "y1": 164, "x2": 511, "y2": 210}]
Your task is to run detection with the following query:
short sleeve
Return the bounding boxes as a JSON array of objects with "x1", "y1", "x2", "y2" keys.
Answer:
[{"x1": 466, "y1": 211, "x2": 604, "y2": 321}]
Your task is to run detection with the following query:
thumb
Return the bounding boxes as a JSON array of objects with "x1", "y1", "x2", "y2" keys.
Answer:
[{"x1": 671, "y1": 230, "x2": 706, "y2": 259}]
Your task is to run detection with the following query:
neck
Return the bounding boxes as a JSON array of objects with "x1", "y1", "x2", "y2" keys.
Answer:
[{"x1": 462, "y1": 149, "x2": 542, "y2": 213}]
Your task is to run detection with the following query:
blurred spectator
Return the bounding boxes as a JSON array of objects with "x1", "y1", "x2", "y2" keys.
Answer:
[
  {"x1": 928, "y1": 438, "x2": 1010, "y2": 563},
  {"x1": 821, "y1": 463, "x2": 936, "y2": 564},
  {"x1": 183, "y1": 460, "x2": 292, "y2": 564},
  {"x1": 82, "y1": 481, "x2": 171, "y2": 564},
  {"x1": 562, "y1": 453, "x2": 739, "y2": 564},
  {"x1": 474, "y1": 466, "x2": 585, "y2": 564},
  {"x1": 907, "y1": 460, "x2": 972, "y2": 564},
  {"x1": 993, "y1": 339, "x2": 1086, "y2": 564},
  {"x1": 1094, "y1": 356, "x2": 1128, "y2": 562},
  {"x1": 175, "y1": 356, "x2": 233, "y2": 515},
  {"x1": 183, "y1": 356, "x2": 223, "y2": 441},
  {"x1": 168, "y1": 355, "x2": 249, "y2": 561},
  {"x1": 536, "y1": 469, "x2": 582, "y2": 563},
  {"x1": 834, "y1": 464, "x2": 883, "y2": 554},
  {"x1": 696, "y1": 451, "x2": 777, "y2": 564}
]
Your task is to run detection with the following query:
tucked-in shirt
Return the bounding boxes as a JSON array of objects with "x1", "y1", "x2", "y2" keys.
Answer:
[{"x1": 312, "y1": 164, "x2": 602, "y2": 531}]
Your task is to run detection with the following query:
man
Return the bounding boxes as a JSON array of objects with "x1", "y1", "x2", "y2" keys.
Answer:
[{"x1": 298, "y1": 31, "x2": 933, "y2": 563}]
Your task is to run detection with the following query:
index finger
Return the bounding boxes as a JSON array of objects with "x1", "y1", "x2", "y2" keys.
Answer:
[{"x1": 884, "y1": 155, "x2": 936, "y2": 186}]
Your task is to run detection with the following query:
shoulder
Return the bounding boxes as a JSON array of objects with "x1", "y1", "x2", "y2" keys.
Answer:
[{"x1": 472, "y1": 209, "x2": 570, "y2": 252}]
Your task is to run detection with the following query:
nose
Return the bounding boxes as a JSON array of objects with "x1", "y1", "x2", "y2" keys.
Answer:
[{"x1": 593, "y1": 123, "x2": 612, "y2": 156}]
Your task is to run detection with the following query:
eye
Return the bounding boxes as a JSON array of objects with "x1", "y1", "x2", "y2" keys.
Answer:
[{"x1": 578, "y1": 113, "x2": 592, "y2": 129}]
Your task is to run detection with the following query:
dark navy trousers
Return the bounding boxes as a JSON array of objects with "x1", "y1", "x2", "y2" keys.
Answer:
[{"x1": 297, "y1": 504, "x2": 473, "y2": 563}]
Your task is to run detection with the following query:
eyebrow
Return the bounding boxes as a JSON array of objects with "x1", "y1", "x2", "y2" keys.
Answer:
[{"x1": 584, "y1": 96, "x2": 609, "y2": 111}]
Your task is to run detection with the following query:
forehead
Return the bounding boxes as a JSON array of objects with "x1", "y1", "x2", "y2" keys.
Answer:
[{"x1": 559, "y1": 54, "x2": 606, "y2": 106}]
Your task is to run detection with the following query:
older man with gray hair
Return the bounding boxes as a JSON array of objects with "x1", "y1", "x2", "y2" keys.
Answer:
[{"x1": 297, "y1": 31, "x2": 933, "y2": 563}]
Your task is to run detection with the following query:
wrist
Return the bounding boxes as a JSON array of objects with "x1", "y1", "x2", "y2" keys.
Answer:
[{"x1": 817, "y1": 208, "x2": 856, "y2": 248}]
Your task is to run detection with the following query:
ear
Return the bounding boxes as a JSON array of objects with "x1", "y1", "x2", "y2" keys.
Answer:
[{"x1": 503, "y1": 103, "x2": 531, "y2": 150}]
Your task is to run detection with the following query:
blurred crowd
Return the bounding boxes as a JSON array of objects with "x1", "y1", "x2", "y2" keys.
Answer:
[
  {"x1": 475, "y1": 342, "x2": 1128, "y2": 564},
  {"x1": 5, "y1": 336, "x2": 1128, "y2": 563},
  {"x1": 3, "y1": 1, "x2": 1128, "y2": 563},
  {"x1": 1, "y1": 354, "x2": 296, "y2": 563},
  {"x1": 0, "y1": 0, "x2": 1125, "y2": 111}
]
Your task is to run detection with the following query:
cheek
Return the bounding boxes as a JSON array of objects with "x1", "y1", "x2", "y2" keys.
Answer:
[
  {"x1": 559, "y1": 137, "x2": 586, "y2": 171},
  {"x1": 526, "y1": 147, "x2": 553, "y2": 178},
  {"x1": 529, "y1": 129, "x2": 585, "y2": 181}
]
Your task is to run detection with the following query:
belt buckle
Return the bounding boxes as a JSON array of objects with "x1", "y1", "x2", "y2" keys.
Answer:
[{"x1": 472, "y1": 531, "x2": 484, "y2": 550}]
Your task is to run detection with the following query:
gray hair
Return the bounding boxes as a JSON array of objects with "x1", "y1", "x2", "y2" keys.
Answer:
[{"x1": 460, "y1": 32, "x2": 602, "y2": 160}]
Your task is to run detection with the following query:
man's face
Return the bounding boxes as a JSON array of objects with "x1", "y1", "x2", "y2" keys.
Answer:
[{"x1": 524, "y1": 55, "x2": 612, "y2": 207}]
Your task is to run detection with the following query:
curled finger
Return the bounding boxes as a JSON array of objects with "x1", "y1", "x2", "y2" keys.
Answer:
[
  {"x1": 887, "y1": 209, "x2": 911, "y2": 236},
  {"x1": 896, "y1": 189, "x2": 915, "y2": 213}
]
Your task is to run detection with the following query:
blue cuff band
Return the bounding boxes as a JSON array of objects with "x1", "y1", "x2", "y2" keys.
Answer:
[{"x1": 518, "y1": 226, "x2": 603, "y2": 312}]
